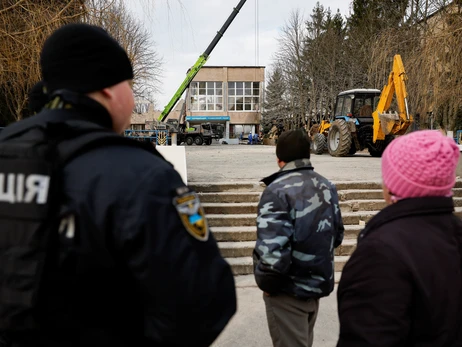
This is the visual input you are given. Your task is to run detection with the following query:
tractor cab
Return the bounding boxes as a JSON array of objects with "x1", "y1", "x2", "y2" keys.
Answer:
[
  {"x1": 334, "y1": 89, "x2": 381, "y2": 125},
  {"x1": 327, "y1": 88, "x2": 391, "y2": 157}
]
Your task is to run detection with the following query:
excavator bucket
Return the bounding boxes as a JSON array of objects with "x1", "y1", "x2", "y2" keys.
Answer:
[{"x1": 379, "y1": 112, "x2": 400, "y2": 135}]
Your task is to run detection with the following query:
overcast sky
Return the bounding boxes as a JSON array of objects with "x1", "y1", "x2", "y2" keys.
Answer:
[{"x1": 125, "y1": 0, "x2": 353, "y2": 110}]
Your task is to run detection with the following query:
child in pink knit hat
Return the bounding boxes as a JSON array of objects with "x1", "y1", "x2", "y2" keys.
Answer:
[
  {"x1": 337, "y1": 130, "x2": 462, "y2": 346},
  {"x1": 381, "y1": 130, "x2": 460, "y2": 203}
]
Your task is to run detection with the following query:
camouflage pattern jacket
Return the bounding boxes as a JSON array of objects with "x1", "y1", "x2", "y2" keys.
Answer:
[{"x1": 253, "y1": 159, "x2": 344, "y2": 300}]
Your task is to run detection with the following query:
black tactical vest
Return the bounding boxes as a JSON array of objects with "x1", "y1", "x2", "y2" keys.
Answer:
[{"x1": 0, "y1": 108, "x2": 162, "y2": 338}]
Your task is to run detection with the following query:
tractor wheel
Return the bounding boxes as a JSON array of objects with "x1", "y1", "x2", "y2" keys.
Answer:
[
  {"x1": 327, "y1": 120, "x2": 352, "y2": 157},
  {"x1": 312, "y1": 133, "x2": 326, "y2": 155},
  {"x1": 368, "y1": 135, "x2": 394, "y2": 157},
  {"x1": 186, "y1": 136, "x2": 193, "y2": 146},
  {"x1": 194, "y1": 136, "x2": 203, "y2": 146}
]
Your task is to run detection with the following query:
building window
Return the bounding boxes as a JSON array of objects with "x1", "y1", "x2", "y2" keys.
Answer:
[
  {"x1": 228, "y1": 82, "x2": 260, "y2": 111},
  {"x1": 190, "y1": 82, "x2": 223, "y2": 111}
]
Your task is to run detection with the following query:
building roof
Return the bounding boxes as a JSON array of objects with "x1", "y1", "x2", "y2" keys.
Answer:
[{"x1": 337, "y1": 89, "x2": 381, "y2": 96}]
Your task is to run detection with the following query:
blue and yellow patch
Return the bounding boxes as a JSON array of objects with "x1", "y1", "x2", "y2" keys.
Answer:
[{"x1": 173, "y1": 188, "x2": 209, "y2": 242}]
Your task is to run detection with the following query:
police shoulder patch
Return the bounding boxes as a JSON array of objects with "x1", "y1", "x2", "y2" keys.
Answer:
[{"x1": 173, "y1": 187, "x2": 209, "y2": 242}]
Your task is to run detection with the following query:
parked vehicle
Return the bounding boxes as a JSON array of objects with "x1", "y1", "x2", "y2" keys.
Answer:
[{"x1": 312, "y1": 55, "x2": 413, "y2": 157}]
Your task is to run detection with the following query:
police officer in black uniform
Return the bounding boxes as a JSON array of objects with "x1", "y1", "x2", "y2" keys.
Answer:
[{"x1": 1, "y1": 23, "x2": 236, "y2": 347}]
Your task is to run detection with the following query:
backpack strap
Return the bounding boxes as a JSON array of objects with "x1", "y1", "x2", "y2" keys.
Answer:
[
  {"x1": 0, "y1": 109, "x2": 166, "y2": 167},
  {"x1": 0, "y1": 109, "x2": 87, "y2": 141},
  {"x1": 55, "y1": 125, "x2": 166, "y2": 166}
]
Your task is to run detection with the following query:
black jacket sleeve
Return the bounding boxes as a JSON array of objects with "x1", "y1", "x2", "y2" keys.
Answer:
[
  {"x1": 337, "y1": 238, "x2": 412, "y2": 347},
  {"x1": 115, "y1": 165, "x2": 236, "y2": 346}
]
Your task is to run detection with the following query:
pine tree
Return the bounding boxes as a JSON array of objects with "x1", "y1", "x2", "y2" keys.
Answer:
[{"x1": 262, "y1": 66, "x2": 287, "y2": 134}]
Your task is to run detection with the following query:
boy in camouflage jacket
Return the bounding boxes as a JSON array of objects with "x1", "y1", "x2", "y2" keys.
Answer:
[{"x1": 253, "y1": 129, "x2": 344, "y2": 347}]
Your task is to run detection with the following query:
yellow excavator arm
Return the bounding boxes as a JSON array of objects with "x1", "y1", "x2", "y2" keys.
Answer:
[
  {"x1": 372, "y1": 54, "x2": 413, "y2": 142},
  {"x1": 319, "y1": 120, "x2": 331, "y2": 134}
]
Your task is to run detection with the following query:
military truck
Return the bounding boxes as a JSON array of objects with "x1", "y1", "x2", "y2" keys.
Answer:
[
  {"x1": 177, "y1": 123, "x2": 214, "y2": 146},
  {"x1": 164, "y1": 120, "x2": 222, "y2": 145}
]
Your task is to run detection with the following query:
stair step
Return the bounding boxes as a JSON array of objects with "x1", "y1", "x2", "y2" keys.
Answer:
[
  {"x1": 199, "y1": 188, "x2": 462, "y2": 207},
  {"x1": 194, "y1": 180, "x2": 462, "y2": 279},
  {"x1": 338, "y1": 211, "x2": 376, "y2": 225},
  {"x1": 333, "y1": 182, "x2": 382, "y2": 190},
  {"x1": 338, "y1": 190, "x2": 384, "y2": 201},
  {"x1": 340, "y1": 209, "x2": 462, "y2": 224},
  {"x1": 226, "y1": 257, "x2": 254, "y2": 276},
  {"x1": 209, "y1": 208, "x2": 462, "y2": 232},
  {"x1": 199, "y1": 192, "x2": 261, "y2": 203},
  {"x1": 207, "y1": 214, "x2": 256, "y2": 227},
  {"x1": 234, "y1": 272, "x2": 344, "y2": 285},
  {"x1": 344, "y1": 225, "x2": 362, "y2": 238},
  {"x1": 335, "y1": 238, "x2": 357, "y2": 256},
  {"x1": 211, "y1": 226, "x2": 256, "y2": 241},
  {"x1": 334, "y1": 256, "x2": 350, "y2": 272},
  {"x1": 218, "y1": 241, "x2": 255, "y2": 257},
  {"x1": 191, "y1": 182, "x2": 462, "y2": 194},
  {"x1": 340, "y1": 199, "x2": 387, "y2": 212},
  {"x1": 455, "y1": 208, "x2": 462, "y2": 218},
  {"x1": 190, "y1": 182, "x2": 264, "y2": 193},
  {"x1": 212, "y1": 225, "x2": 360, "y2": 242},
  {"x1": 226, "y1": 256, "x2": 350, "y2": 275},
  {"x1": 204, "y1": 200, "x2": 406, "y2": 214},
  {"x1": 218, "y1": 239, "x2": 356, "y2": 258},
  {"x1": 193, "y1": 181, "x2": 386, "y2": 192},
  {"x1": 207, "y1": 211, "x2": 376, "y2": 228},
  {"x1": 207, "y1": 211, "x2": 376, "y2": 227},
  {"x1": 203, "y1": 202, "x2": 258, "y2": 214}
]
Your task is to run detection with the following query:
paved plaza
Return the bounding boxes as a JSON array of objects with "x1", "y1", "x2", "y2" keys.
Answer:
[
  {"x1": 212, "y1": 276, "x2": 340, "y2": 347},
  {"x1": 186, "y1": 144, "x2": 383, "y2": 184},
  {"x1": 185, "y1": 144, "x2": 381, "y2": 347}
]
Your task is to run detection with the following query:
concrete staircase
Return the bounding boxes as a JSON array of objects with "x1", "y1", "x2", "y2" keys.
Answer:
[{"x1": 191, "y1": 181, "x2": 462, "y2": 277}]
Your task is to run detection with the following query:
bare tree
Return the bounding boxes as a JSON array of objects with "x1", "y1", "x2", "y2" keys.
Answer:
[
  {"x1": 0, "y1": 1, "x2": 84, "y2": 124},
  {"x1": 304, "y1": 4, "x2": 348, "y2": 122},
  {"x1": 275, "y1": 9, "x2": 310, "y2": 130},
  {"x1": 83, "y1": 0, "x2": 163, "y2": 103},
  {"x1": 368, "y1": 1, "x2": 461, "y2": 131},
  {"x1": 0, "y1": 0, "x2": 165, "y2": 124}
]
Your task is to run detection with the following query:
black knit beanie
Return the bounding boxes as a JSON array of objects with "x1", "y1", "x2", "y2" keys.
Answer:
[
  {"x1": 276, "y1": 129, "x2": 311, "y2": 163},
  {"x1": 40, "y1": 23, "x2": 134, "y2": 93}
]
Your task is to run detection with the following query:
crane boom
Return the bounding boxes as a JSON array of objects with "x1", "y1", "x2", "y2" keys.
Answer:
[{"x1": 158, "y1": 0, "x2": 248, "y2": 123}]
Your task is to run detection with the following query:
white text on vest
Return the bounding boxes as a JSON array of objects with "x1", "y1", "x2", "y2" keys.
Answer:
[{"x1": 0, "y1": 173, "x2": 50, "y2": 204}]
